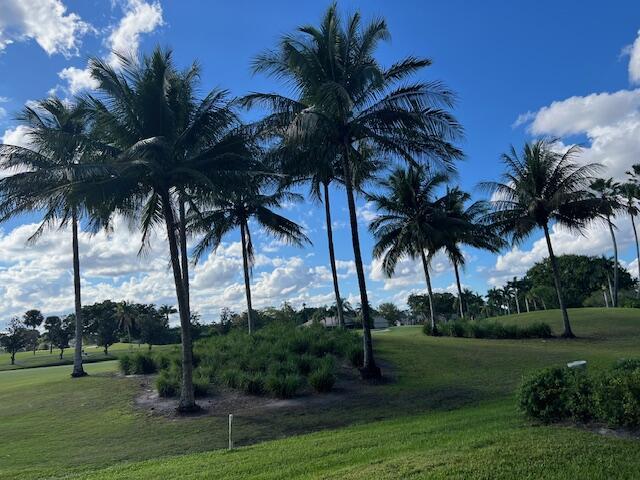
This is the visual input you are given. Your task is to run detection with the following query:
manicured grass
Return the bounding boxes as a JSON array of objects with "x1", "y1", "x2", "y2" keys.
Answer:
[
  {"x1": 0, "y1": 342, "x2": 172, "y2": 371},
  {"x1": 0, "y1": 308, "x2": 638, "y2": 479}
]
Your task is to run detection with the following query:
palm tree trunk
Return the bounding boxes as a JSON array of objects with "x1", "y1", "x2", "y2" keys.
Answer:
[
  {"x1": 631, "y1": 214, "x2": 640, "y2": 298},
  {"x1": 341, "y1": 145, "x2": 380, "y2": 379},
  {"x1": 160, "y1": 191, "x2": 197, "y2": 412},
  {"x1": 178, "y1": 195, "x2": 191, "y2": 317},
  {"x1": 323, "y1": 182, "x2": 345, "y2": 328},
  {"x1": 514, "y1": 289, "x2": 521, "y2": 314},
  {"x1": 420, "y1": 250, "x2": 436, "y2": 333},
  {"x1": 525, "y1": 296, "x2": 530, "y2": 313},
  {"x1": 240, "y1": 220, "x2": 254, "y2": 335},
  {"x1": 543, "y1": 223, "x2": 574, "y2": 338},
  {"x1": 70, "y1": 208, "x2": 86, "y2": 378},
  {"x1": 607, "y1": 216, "x2": 619, "y2": 307},
  {"x1": 603, "y1": 290, "x2": 609, "y2": 308},
  {"x1": 453, "y1": 260, "x2": 464, "y2": 319}
]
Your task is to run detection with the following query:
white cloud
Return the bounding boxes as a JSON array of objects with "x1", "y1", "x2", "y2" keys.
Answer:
[
  {"x1": 106, "y1": 0, "x2": 164, "y2": 68},
  {"x1": 627, "y1": 30, "x2": 640, "y2": 84},
  {"x1": 55, "y1": 0, "x2": 164, "y2": 96},
  {"x1": 1, "y1": 124, "x2": 31, "y2": 148},
  {"x1": 489, "y1": 221, "x2": 637, "y2": 287},
  {"x1": 58, "y1": 67, "x2": 99, "y2": 95},
  {"x1": 356, "y1": 201, "x2": 378, "y2": 223},
  {"x1": 0, "y1": 0, "x2": 91, "y2": 57}
]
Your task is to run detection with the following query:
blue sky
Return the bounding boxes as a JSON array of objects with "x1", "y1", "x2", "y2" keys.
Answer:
[{"x1": 1, "y1": 0, "x2": 640, "y2": 324}]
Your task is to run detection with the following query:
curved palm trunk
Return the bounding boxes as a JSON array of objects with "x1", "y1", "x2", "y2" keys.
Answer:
[
  {"x1": 178, "y1": 196, "x2": 191, "y2": 317},
  {"x1": 420, "y1": 250, "x2": 436, "y2": 333},
  {"x1": 543, "y1": 223, "x2": 574, "y2": 338},
  {"x1": 160, "y1": 192, "x2": 197, "y2": 412},
  {"x1": 240, "y1": 220, "x2": 254, "y2": 335},
  {"x1": 606, "y1": 216, "x2": 619, "y2": 307},
  {"x1": 514, "y1": 289, "x2": 521, "y2": 314},
  {"x1": 631, "y1": 214, "x2": 640, "y2": 298},
  {"x1": 525, "y1": 296, "x2": 530, "y2": 313},
  {"x1": 453, "y1": 260, "x2": 464, "y2": 319},
  {"x1": 341, "y1": 147, "x2": 380, "y2": 379},
  {"x1": 323, "y1": 182, "x2": 345, "y2": 328},
  {"x1": 70, "y1": 208, "x2": 86, "y2": 378}
]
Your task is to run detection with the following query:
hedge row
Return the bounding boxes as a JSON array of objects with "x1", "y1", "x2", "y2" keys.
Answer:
[
  {"x1": 427, "y1": 320, "x2": 553, "y2": 339},
  {"x1": 518, "y1": 359, "x2": 640, "y2": 428}
]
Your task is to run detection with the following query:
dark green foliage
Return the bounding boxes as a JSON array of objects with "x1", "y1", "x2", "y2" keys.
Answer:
[
  {"x1": 520, "y1": 360, "x2": 640, "y2": 428},
  {"x1": 594, "y1": 368, "x2": 640, "y2": 427},
  {"x1": 155, "y1": 321, "x2": 359, "y2": 399},
  {"x1": 347, "y1": 346, "x2": 364, "y2": 368},
  {"x1": 265, "y1": 373, "x2": 303, "y2": 398},
  {"x1": 525, "y1": 255, "x2": 636, "y2": 308},
  {"x1": 119, "y1": 356, "x2": 132, "y2": 375},
  {"x1": 131, "y1": 353, "x2": 157, "y2": 375},
  {"x1": 436, "y1": 320, "x2": 552, "y2": 339},
  {"x1": 309, "y1": 367, "x2": 336, "y2": 393},
  {"x1": 156, "y1": 370, "x2": 180, "y2": 398}
]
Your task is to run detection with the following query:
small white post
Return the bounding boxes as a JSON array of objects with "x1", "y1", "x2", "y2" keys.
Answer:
[{"x1": 228, "y1": 414, "x2": 233, "y2": 450}]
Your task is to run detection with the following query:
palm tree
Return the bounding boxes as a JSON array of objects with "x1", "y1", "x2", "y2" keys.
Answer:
[
  {"x1": 0, "y1": 98, "x2": 108, "y2": 377},
  {"x1": 87, "y1": 48, "x2": 251, "y2": 412},
  {"x1": 486, "y1": 287, "x2": 504, "y2": 316},
  {"x1": 115, "y1": 301, "x2": 136, "y2": 348},
  {"x1": 158, "y1": 304, "x2": 177, "y2": 323},
  {"x1": 369, "y1": 166, "x2": 458, "y2": 334},
  {"x1": 483, "y1": 139, "x2": 601, "y2": 338},
  {"x1": 620, "y1": 174, "x2": 640, "y2": 297},
  {"x1": 507, "y1": 277, "x2": 521, "y2": 315},
  {"x1": 191, "y1": 173, "x2": 309, "y2": 334},
  {"x1": 245, "y1": 4, "x2": 462, "y2": 377},
  {"x1": 435, "y1": 188, "x2": 505, "y2": 319},
  {"x1": 590, "y1": 178, "x2": 623, "y2": 307}
]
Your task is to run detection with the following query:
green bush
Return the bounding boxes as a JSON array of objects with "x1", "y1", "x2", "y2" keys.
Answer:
[
  {"x1": 156, "y1": 370, "x2": 179, "y2": 398},
  {"x1": 436, "y1": 320, "x2": 553, "y2": 340},
  {"x1": 242, "y1": 373, "x2": 265, "y2": 396},
  {"x1": 518, "y1": 367, "x2": 576, "y2": 423},
  {"x1": 594, "y1": 369, "x2": 640, "y2": 427},
  {"x1": 266, "y1": 373, "x2": 303, "y2": 398},
  {"x1": 119, "y1": 355, "x2": 132, "y2": 375},
  {"x1": 613, "y1": 358, "x2": 640, "y2": 372},
  {"x1": 220, "y1": 369, "x2": 243, "y2": 389},
  {"x1": 309, "y1": 367, "x2": 336, "y2": 393},
  {"x1": 347, "y1": 346, "x2": 364, "y2": 368},
  {"x1": 131, "y1": 352, "x2": 157, "y2": 374}
]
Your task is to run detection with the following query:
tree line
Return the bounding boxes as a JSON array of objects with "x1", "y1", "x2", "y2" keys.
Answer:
[{"x1": 1, "y1": 4, "x2": 638, "y2": 411}]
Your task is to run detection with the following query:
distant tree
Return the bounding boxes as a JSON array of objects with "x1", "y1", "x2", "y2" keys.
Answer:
[
  {"x1": 620, "y1": 177, "x2": 640, "y2": 297},
  {"x1": 138, "y1": 313, "x2": 169, "y2": 350},
  {"x1": 115, "y1": 301, "x2": 137, "y2": 348},
  {"x1": 84, "y1": 301, "x2": 119, "y2": 355},
  {"x1": 22, "y1": 309, "x2": 44, "y2": 354},
  {"x1": 591, "y1": 178, "x2": 624, "y2": 307},
  {"x1": 378, "y1": 302, "x2": 403, "y2": 327},
  {"x1": 43, "y1": 316, "x2": 61, "y2": 354},
  {"x1": 1, "y1": 318, "x2": 29, "y2": 364},
  {"x1": 484, "y1": 140, "x2": 601, "y2": 337},
  {"x1": 158, "y1": 305, "x2": 177, "y2": 323},
  {"x1": 524, "y1": 255, "x2": 635, "y2": 308},
  {"x1": 461, "y1": 289, "x2": 486, "y2": 319},
  {"x1": 50, "y1": 316, "x2": 74, "y2": 360}
]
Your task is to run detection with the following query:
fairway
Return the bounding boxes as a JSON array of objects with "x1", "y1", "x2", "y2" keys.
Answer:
[{"x1": 1, "y1": 308, "x2": 639, "y2": 480}]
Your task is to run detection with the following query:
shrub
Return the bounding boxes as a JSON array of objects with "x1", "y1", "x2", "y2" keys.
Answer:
[
  {"x1": 266, "y1": 373, "x2": 303, "y2": 398},
  {"x1": 594, "y1": 369, "x2": 640, "y2": 427},
  {"x1": 522, "y1": 322, "x2": 553, "y2": 339},
  {"x1": 119, "y1": 355, "x2": 132, "y2": 375},
  {"x1": 220, "y1": 369, "x2": 243, "y2": 389},
  {"x1": 193, "y1": 370, "x2": 210, "y2": 397},
  {"x1": 436, "y1": 320, "x2": 552, "y2": 340},
  {"x1": 296, "y1": 353, "x2": 316, "y2": 375},
  {"x1": 242, "y1": 373, "x2": 266, "y2": 396},
  {"x1": 156, "y1": 370, "x2": 179, "y2": 398},
  {"x1": 347, "y1": 346, "x2": 364, "y2": 368},
  {"x1": 131, "y1": 352, "x2": 157, "y2": 374},
  {"x1": 309, "y1": 367, "x2": 336, "y2": 393},
  {"x1": 613, "y1": 358, "x2": 640, "y2": 372},
  {"x1": 518, "y1": 367, "x2": 577, "y2": 423}
]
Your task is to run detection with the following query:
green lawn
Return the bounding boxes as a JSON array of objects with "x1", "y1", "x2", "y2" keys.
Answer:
[
  {"x1": 0, "y1": 342, "x2": 172, "y2": 371},
  {"x1": 1, "y1": 308, "x2": 639, "y2": 479}
]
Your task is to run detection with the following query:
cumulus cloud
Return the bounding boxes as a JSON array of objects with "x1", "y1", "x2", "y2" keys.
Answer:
[
  {"x1": 55, "y1": 0, "x2": 163, "y2": 96},
  {"x1": 0, "y1": 0, "x2": 91, "y2": 57},
  {"x1": 626, "y1": 30, "x2": 640, "y2": 84}
]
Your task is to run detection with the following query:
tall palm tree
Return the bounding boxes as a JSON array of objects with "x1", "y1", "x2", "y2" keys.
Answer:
[
  {"x1": 245, "y1": 4, "x2": 462, "y2": 377},
  {"x1": 369, "y1": 166, "x2": 459, "y2": 334},
  {"x1": 483, "y1": 139, "x2": 601, "y2": 338},
  {"x1": 115, "y1": 301, "x2": 136, "y2": 348},
  {"x1": 0, "y1": 98, "x2": 108, "y2": 377},
  {"x1": 620, "y1": 176, "x2": 640, "y2": 297},
  {"x1": 191, "y1": 173, "x2": 309, "y2": 334},
  {"x1": 486, "y1": 287, "x2": 504, "y2": 316},
  {"x1": 435, "y1": 188, "x2": 505, "y2": 319},
  {"x1": 590, "y1": 178, "x2": 623, "y2": 307},
  {"x1": 87, "y1": 48, "x2": 251, "y2": 412}
]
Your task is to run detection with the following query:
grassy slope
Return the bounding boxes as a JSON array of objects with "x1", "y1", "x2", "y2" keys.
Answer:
[
  {"x1": 1, "y1": 308, "x2": 639, "y2": 479},
  {"x1": 0, "y1": 343, "x2": 170, "y2": 371}
]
